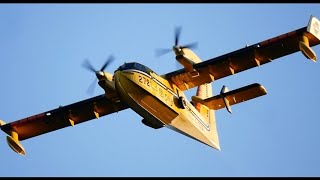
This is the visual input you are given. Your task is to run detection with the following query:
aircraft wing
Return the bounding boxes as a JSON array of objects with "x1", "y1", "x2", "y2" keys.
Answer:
[
  {"x1": 0, "y1": 94, "x2": 128, "y2": 141},
  {"x1": 163, "y1": 16, "x2": 320, "y2": 91}
]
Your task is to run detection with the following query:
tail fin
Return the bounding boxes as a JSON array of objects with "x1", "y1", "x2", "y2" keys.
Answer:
[
  {"x1": 169, "y1": 48, "x2": 220, "y2": 150},
  {"x1": 194, "y1": 83, "x2": 220, "y2": 150}
]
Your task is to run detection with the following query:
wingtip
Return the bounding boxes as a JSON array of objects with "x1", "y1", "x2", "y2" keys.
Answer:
[{"x1": 0, "y1": 120, "x2": 5, "y2": 126}]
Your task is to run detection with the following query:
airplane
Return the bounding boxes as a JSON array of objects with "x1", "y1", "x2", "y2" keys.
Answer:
[{"x1": 1, "y1": 15, "x2": 320, "y2": 156}]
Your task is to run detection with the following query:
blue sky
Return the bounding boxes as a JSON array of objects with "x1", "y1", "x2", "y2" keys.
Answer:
[{"x1": 0, "y1": 3, "x2": 320, "y2": 177}]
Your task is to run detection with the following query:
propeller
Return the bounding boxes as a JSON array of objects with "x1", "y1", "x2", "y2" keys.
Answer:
[
  {"x1": 82, "y1": 55, "x2": 114, "y2": 95},
  {"x1": 155, "y1": 26, "x2": 198, "y2": 57}
]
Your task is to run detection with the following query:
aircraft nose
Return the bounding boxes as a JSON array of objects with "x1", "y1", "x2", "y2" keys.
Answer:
[{"x1": 95, "y1": 71, "x2": 105, "y2": 80}]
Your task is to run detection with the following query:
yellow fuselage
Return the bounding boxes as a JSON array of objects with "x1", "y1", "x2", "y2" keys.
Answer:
[
  {"x1": 113, "y1": 63, "x2": 219, "y2": 149},
  {"x1": 115, "y1": 68, "x2": 180, "y2": 126}
]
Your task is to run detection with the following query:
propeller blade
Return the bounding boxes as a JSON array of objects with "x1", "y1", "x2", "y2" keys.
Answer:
[
  {"x1": 82, "y1": 59, "x2": 96, "y2": 73},
  {"x1": 174, "y1": 26, "x2": 181, "y2": 46},
  {"x1": 155, "y1": 48, "x2": 172, "y2": 57},
  {"x1": 100, "y1": 55, "x2": 114, "y2": 72},
  {"x1": 174, "y1": 26, "x2": 182, "y2": 46},
  {"x1": 155, "y1": 26, "x2": 198, "y2": 58},
  {"x1": 86, "y1": 78, "x2": 98, "y2": 95},
  {"x1": 182, "y1": 42, "x2": 198, "y2": 50},
  {"x1": 82, "y1": 55, "x2": 115, "y2": 96}
]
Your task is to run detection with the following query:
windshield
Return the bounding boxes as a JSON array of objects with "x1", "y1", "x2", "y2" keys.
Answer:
[{"x1": 117, "y1": 62, "x2": 154, "y2": 75}]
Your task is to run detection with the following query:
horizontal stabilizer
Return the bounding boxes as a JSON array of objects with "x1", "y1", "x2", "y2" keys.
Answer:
[{"x1": 192, "y1": 83, "x2": 267, "y2": 111}]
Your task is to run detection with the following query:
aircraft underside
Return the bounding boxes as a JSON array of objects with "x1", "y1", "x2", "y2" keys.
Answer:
[{"x1": 115, "y1": 70, "x2": 178, "y2": 127}]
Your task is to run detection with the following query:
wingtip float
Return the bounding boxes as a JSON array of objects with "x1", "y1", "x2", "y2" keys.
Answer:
[
  {"x1": 1, "y1": 15, "x2": 320, "y2": 156},
  {"x1": 302, "y1": 15, "x2": 320, "y2": 62},
  {"x1": 0, "y1": 120, "x2": 26, "y2": 155}
]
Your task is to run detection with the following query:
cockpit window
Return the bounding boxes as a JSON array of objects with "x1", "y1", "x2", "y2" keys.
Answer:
[{"x1": 117, "y1": 62, "x2": 154, "y2": 75}]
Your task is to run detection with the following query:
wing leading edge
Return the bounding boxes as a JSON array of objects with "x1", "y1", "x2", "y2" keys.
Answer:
[{"x1": 164, "y1": 16, "x2": 320, "y2": 91}]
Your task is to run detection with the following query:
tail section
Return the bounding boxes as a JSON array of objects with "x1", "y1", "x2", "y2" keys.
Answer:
[
  {"x1": 193, "y1": 83, "x2": 220, "y2": 150},
  {"x1": 178, "y1": 48, "x2": 221, "y2": 149},
  {"x1": 168, "y1": 47, "x2": 220, "y2": 150}
]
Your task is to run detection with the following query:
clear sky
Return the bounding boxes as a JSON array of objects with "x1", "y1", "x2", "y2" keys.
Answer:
[{"x1": 0, "y1": 3, "x2": 320, "y2": 177}]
